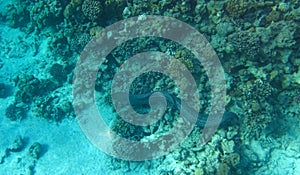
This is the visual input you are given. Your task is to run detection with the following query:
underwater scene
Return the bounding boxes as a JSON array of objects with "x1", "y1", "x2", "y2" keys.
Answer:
[{"x1": 0, "y1": 0, "x2": 300, "y2": 174}]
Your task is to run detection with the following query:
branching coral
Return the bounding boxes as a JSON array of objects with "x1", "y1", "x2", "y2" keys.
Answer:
[
  {"x1": 225, "y1": 0, "x2": 275, "y2": 18},
  {"x1": 225, "y1": 0, "x2": 249, "y2": 18},
  {"x1": 82, "y1": 0, "x2": 103, "y2": 21},
  {"x1": 228, "y1": 30, "x2": 261, "y2": 59}
]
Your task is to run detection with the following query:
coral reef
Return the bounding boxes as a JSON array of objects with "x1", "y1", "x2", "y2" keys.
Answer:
[{"x1": 2, "y1": 0, "x2": 300, "y2": 174}]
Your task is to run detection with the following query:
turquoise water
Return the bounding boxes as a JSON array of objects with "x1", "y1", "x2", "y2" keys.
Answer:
[{"x1": 0, "y1": 0, "x2": 300, "y2": 174}]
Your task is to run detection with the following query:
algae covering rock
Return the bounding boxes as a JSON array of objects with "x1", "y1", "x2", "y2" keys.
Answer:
[
  {"x1": 10, "y1": 72, "x2": 74, "y2": 122},
  {"x1": 29, "y1": 0, "x2": 65, "y2": 29},
  {"x1": 49, "y1": 63, "x2": 68, "y2": 83},
  {"x1": 32, "y1": 93, "x2": 73, "y2": 122},
  {"x1": 4, "y1": 2, "x2": 30, "y2": 28},
  {"x1": 8, "y1": 135, "x2": 24, "y2": 152},
  {"x1": 63, "y1": 0, "x2": 84, "y2": 22},
  {"x1": 0, "y1": 59, "x2": 3, "y2": 69},
  {"x1": 13, "y1": 74, "x2": 46, "y2": 103},
  {"x1": 0, "y1": 83, "x2": 11, "y2": 98},
  {"x1": 28, "y1": 142, "x2": 43, "y2": 160},
  {"x1": 0, "y1": 149, "x2": 8, "y2": 164},
  {"x1": 5, "y1": 102, "x2": 28, "y2": 121}
]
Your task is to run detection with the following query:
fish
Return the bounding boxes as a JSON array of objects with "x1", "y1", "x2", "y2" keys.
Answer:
[{"x1": 127, "y1": 92, "x2": 238, "y2": 127}]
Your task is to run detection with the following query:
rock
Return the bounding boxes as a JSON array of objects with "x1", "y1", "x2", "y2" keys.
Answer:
[
  {"x1": 5, "y1": 103, "x2": 27, "y2": 121},
  {"x1": 8, "y1": 135, "x2": 24, "y2": 152},
  {"x1": 0, "y1": 83, "x2": 11, "y2": 98},
  {"x1": 0, "y1": 59, "x2": 3, "y2": 69},
  {"x1": 0, "y1": 149, "x2": 8, "y2": 164},
  {"x1": 28, "y1": 142, "x2": 43, "y2": 160}
]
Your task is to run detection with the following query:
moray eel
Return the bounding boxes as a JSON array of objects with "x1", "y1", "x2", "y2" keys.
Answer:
[{"x1": 128, "y1": 92, "x2": 238, "y2": 127}]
